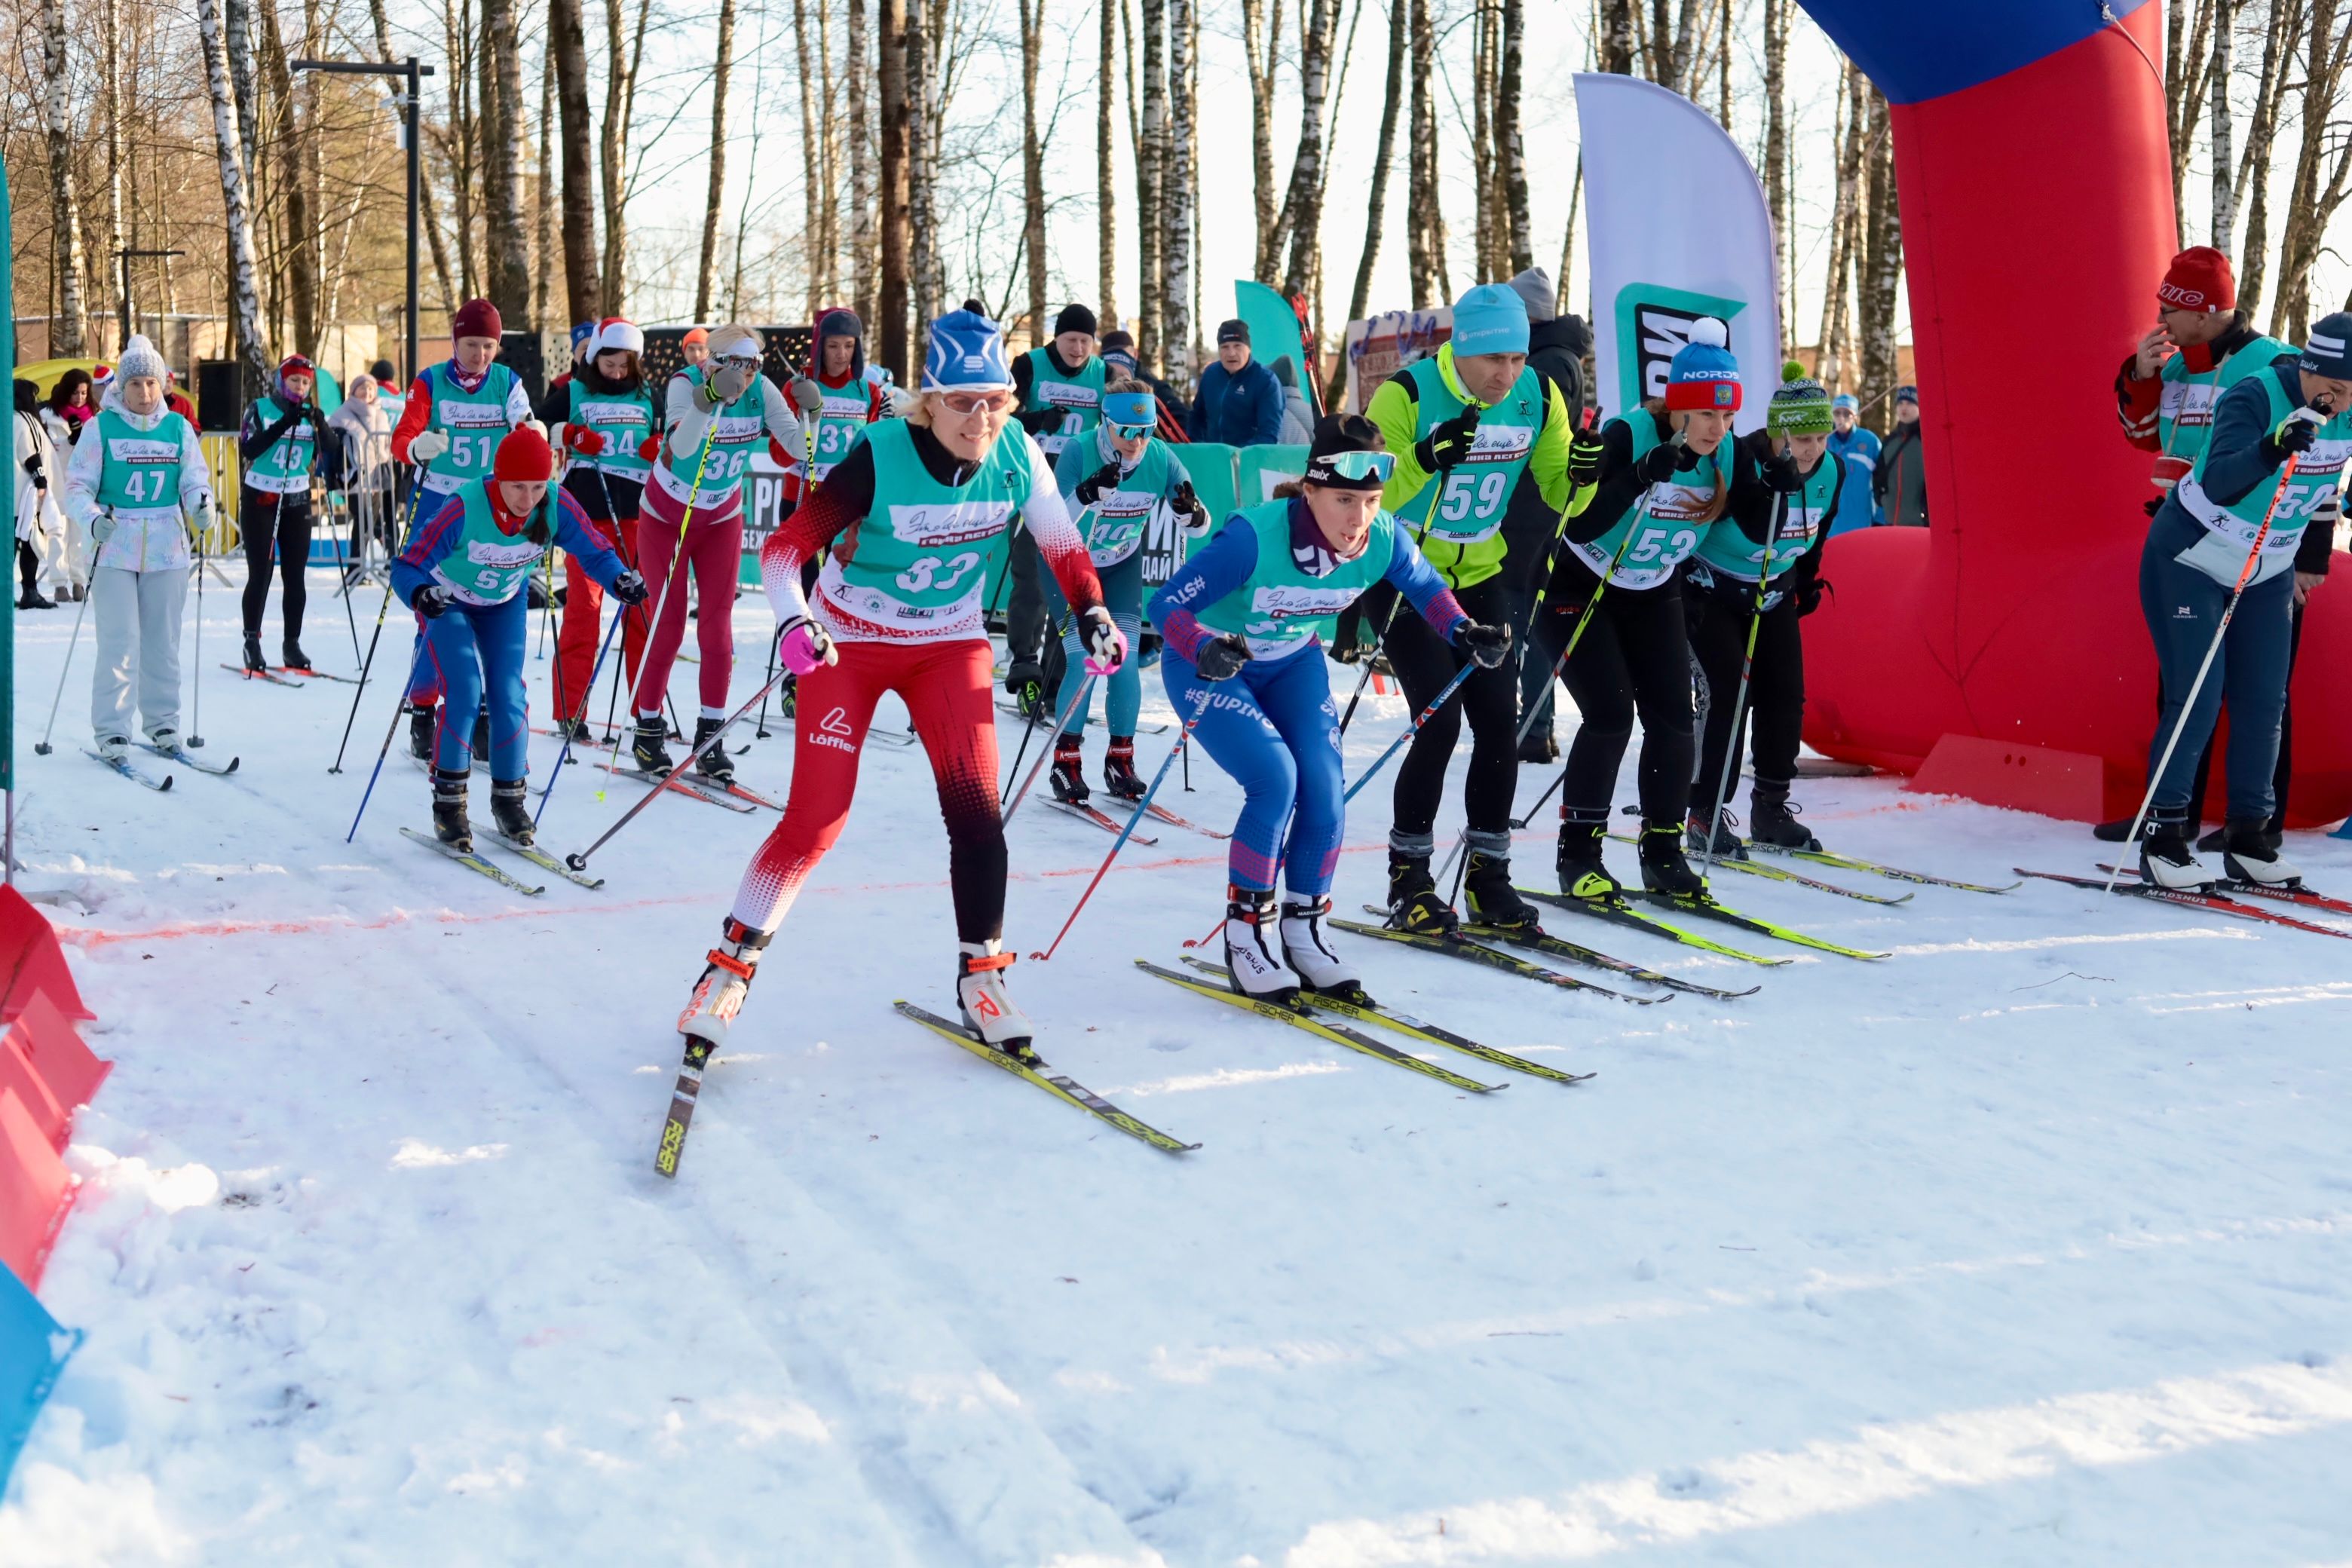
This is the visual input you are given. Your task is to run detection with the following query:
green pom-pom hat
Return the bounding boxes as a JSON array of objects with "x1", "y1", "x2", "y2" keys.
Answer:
[{"x1": 1766, "y1": 373, "x2": 1834, "y2": 437}]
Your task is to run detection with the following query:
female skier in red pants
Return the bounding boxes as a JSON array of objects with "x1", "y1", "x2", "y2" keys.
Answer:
[{"x1": 674, "y1": 311, "x2": 1124, "y2": 1058}]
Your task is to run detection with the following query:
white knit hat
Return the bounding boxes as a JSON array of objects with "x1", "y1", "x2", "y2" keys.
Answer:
[
  {"x1": 597, "y1": 317, "x2": 646, "y2": 357},
  {"x1": 116, "y1": 334, "x2": 168, "y2": 384}
]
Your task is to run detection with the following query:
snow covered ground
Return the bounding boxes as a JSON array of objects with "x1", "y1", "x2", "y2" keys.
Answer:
[{"x1": 4, "y1": 565, "x2": 2351, "y2": 1567}]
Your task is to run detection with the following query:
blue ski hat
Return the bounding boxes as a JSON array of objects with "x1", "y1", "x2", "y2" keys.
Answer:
[
  {"x1": 922, "y1": 310, "x2": 1014, "y2": 391},
  {"x1": 569, "y1": 320, "x2": 596, "y2": 354},
  {"x1": 1664, "y1": 317, "x2": 1741, "y2": 412},
  {"x1": 2300, "y1": 312, "x2": 2352, "y2": 380},
  {"x1": 1101, "y1": 390, "x2": 1156, "y2": 429},
  {"x1": 1449, "y1": 283, "x2": 1530, "y2": 357},
  {"x1": 1831, "y1": 392, "x2": 1860, "y2": 413}
]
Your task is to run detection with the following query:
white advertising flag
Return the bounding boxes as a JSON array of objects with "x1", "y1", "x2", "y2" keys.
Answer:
[{"x1": 1573, "y1": 72, "x2": 1783, "y2": 431}]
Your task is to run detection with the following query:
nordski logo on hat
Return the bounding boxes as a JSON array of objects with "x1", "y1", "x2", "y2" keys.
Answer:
[{"x1": 1612, "y1": 284, "x2": 1747, "y2": 411}]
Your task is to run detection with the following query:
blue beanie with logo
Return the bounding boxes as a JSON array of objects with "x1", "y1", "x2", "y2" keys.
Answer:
[
  {"x1": 1664, "y1": 317, "x2": 1741, "y2": 413},
  {"x1": 923, "y1": 310, "x2": 1014, "y2": 391},
  {"x1": 2301, "y1": 311, "x2": 2352, "y2": 380},
  {"x1": 1449, "y1": 283, "x2": 1530, "y2": 358}
]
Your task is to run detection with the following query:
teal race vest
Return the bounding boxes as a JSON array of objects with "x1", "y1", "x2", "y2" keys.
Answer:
[
  {"x1": 2151, "y1": 335, "x2": 2293, "y2": 492},
  {"x1": 802, "y1": 379, "x2": 874, "y2": 482},
  {"x1": 419, "y1": 360, "x2": 520, "y2": 495},
  {"x1": 244, "y1": 393, "x2": 317, "y2": 495},
  {"x1": 93, "y1": 407, "x2": 193, "y2": 516},
  {"x1": 1566, "y1": 415, "x2": 1731, "y2": 590},
  {"x1": 2173, "y1": 368, "x2": 2352, "y2": 587},
  {"x1": 1391, "y1": 354, "x2": 1544, "y2": 588},
  {"x1": 1064, "y1": 429, "x2": 1184, "y2": 567},
  {"x1": 430, "y1": 482, "x2": 557, "y2": 607},
  {"x1": 567, "y1": 379, "x2": 656, "y2": 479},
  {"x1": 1690, "y1": 448, "x2": 1842, "y2": 583},
  {"x1": 1190, "y1": 499, "x2": 1399, "y2": 660},
  {"x1": 817, "y1": 418, "x2": 1033, "y2": 632},
  {"x1": 651, "y1": 365, "x2": 767, "y2": 506},
  {"x1": 1021, "y1": 348, "x2": 1106, "y2": 459}
]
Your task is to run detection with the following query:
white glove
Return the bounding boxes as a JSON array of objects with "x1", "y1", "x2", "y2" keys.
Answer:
[
  {"x1": 407, "y1": 430, "x2": 450, "y2": 464},
  {"x1": 88, "y1": 509, "x2": 118, "y2": 545}
]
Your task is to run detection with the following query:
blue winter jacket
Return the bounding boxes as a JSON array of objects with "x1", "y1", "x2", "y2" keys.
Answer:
[{"x1": 1187, "y1": 358, "x2": 1286, "y2": 447}]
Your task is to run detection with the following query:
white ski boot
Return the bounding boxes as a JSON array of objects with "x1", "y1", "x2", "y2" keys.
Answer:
[
  {"x1": 678, "y1": 917, "x2": 773, "y2": 1047},
  {"x1": 94, "y1": 733, "x2": 130, "y2": 762},
  {"x1": 957, "y1": 940, "x2": 1037, "y2": 1059},
  {"x1": 1279, "y1": 895, "x2": 1368, "y2": 1003},
  {"x1": 1224, "y1": 887, "x2": 1301, "y2": 1002},
  {"x1": 2220, "y1": 817, "x2": 2301, "y2": 889},
  {"x1": 2139, "y1": 814, "x2": 2216, "y2": 891},
  {"x1": 146, "y1": 726, "x2": 180, "y2": 755}
]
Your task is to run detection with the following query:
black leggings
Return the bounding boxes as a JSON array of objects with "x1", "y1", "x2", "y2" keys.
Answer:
[
  {"x1": 1687, "y1": 580, "x2": 1805, "y2": 810},
  {"x1": 1370, "y1": 575, "x2": 1521, "y2": 851},
  {"x1": 240, "y1": 488, "x2": 313, "y2": 641},
  {"x1": 1535, "y1": 556, "x2": 1692, "y2": 826}
]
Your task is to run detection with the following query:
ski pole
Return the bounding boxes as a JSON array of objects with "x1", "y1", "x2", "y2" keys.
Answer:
[
  {"x1": 345, "y1": 638, "x2": 433, "y2": 843},
  {"x1": 326, "y1": 485, "x2": 363, "y2": 663},
  {"x1": 1697, "y1": 516, "x2": 1782, "y2": 877},
  {"x1": 533, "y1": 602, "x2": 626, "y2": 829},
  {"x1": 564, "y1": 664, "x2": 790, "y2": 871},
  {"x1": 597, "y1": 413, "x2": 719, "y2": 798},
  {"x1": 32, "y1": 578, "x2": 93, "y2": 756},
  {"x1": 2102, "y1": 441, "x2": 2310, "y2": 894},
  {"x1": 1027, "y1": 684, "x2": 1217, "y2": 963},
  {"x1": 329, "y1": 474, "x2": 431, "y2": 773},
  {"x1": 1001, "y1": 669, "x2": 1098, "y2": 825},
  {"x1": 1342, "y1": 658, "x2": 1478, "y2": 805},
  {"x1": 188, "y1": 504, "x2": 209, "y2": 748}
]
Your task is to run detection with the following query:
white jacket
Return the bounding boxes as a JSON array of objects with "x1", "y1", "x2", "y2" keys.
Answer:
[
  {"x1": 14, "y1": 409, "x2": 63, "y2": 545},
  {"x1": 64, "y1": 402, "x2": 214, "y2": 573}
]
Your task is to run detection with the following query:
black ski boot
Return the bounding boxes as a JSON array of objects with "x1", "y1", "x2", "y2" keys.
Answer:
[
  {"x1": 2221, "y1": 815, "x2": 2301, "y2": 889},
  {"x1": 678, "y1": 917, "x2": 776, "y2": 1048},
  {"x1": 2093, "y1": 817, "x2": 2162, "y2": 843},
  {"x1": 631, "y1": 715, "x2": 675, "y2": 772},
  {"x1": 693, "y1": 717, "x2": 737, "y2": 784},
  {"x1": 1555, "y1": 815, "x2": 1622, "y2": 902},
  {"x1": 1684, "y1": 809, "x2": 1745, "y2": 859},
  {"x1": 1103, "y1": 737, "x2": 1147, "y2": 801},
  {"x1": 1747, "y1": 780, "x2": 1821, "y2": 850},
  {"x1": 2139, "y1": 810, "x2": 2215, "y2": 891},
  {"x1": 1048, "y1": 735, "x2": 1089, "y2": 804},
  {"x1": 1516, "y1": 730, "x2": 1557, "y2": 765},
  {"x1": 552, "y1": 715, "x2": 596, "y2": 743},
  {"x1": 1385, "y1": 847, "x2": 1460, "y2": 934},
  {"x1": 471, "y1": 712, "x2": 491, "y2": 767},
  {"x1": 1462, "y1": 838, "x2": 1543, "y2": 930},
  {"x1": 1005, "y1": 660, "x2": 1049, "y2": 721},
  {"x1": 280, "y1": 639, "x2": 314, "y2": 672},
  {"x1": 242, "y1": 632, "x2": 267, "y2": 674},
  {"x1": 431, "y1": 767, "x2": 473, "y2": 852},
  {"x1": 1637, "y1": 820, "x2": 1708, "y2": 898},
  {"x1": 408, "y1": 703, "x2": 436, "y2": 761},
  {"x1": 489, "y1": 779, "x2": 535, "y2": 846}
]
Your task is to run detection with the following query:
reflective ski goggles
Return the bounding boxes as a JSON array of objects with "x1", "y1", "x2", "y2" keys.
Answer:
[
  {"x1": 1105, "y1": 419, "x2": 1155, "y2": 441},
  {"x1": 1303, "y1": 447, "x2": 1396, "y2": 487},
  {"x1": 936, "y1": 388, "x2": 1015, "y2": 416}
]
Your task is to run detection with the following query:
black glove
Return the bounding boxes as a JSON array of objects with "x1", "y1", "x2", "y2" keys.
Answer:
[
  {"x1": 609, "y1": 568, "x2": 649, "y2": 607},
  {"x1": 1194, "y1": 632, "x2": 1251, "y2": 681},
  {"x1": 21, "y1": 452, "x2": 40, "y2": 476},
  {"x1": 2265, "y1": 405, "x2": 2327, "y2": 464},
  {"x1": 1015, "y1": 406, "x2": 1061, "y2": 436},
  {"x1": 412, "y1": 583, "x2": 452, "y2": 619},
  {"x1": 1413, "y1": 408, "x2": 1481, "y2": 473},
  {"x1": 1795, "y1": 577, "x2": 1830, "y2": 617},
  {"x1": 1636, "y1": 441, "x2": 1692, "y2": 485},
  {"x1": 1171, "y1": 479, "x2": 1199, "y2": 518},
  {"x1": 1074, "y1": 459, "x2": 1123, "y2": 505},
  {"x1": 1567, "y1": 428, "x2": 1604, "y2": 487},
  {"x1": 2142, "y1": 495, "x2": 2164, "y2": 519},
  {"x1": 1453, "y1": 620, "x2": 1512, "y2": 669},
  {"x1": 1762, "y1": 454, "x2": 1805, "y2": 494}
]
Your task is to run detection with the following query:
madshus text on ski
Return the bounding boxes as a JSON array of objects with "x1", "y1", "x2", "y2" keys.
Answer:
[{"x1": 57, "y1": 268, "x2": 2352, "y2": 1172}]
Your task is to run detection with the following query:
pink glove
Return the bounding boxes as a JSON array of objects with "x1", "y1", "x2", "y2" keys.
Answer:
[
  {"x1": 777, "y1": 615, "x2": 838, "y2": 676},
  {"x1": 1080, "y1": 606, "x2": 1127, "y2": 676}
]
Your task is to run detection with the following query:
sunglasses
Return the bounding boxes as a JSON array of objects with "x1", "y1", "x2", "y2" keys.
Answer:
[
  {"x1": 1315, "y1": 449, "x2": 1396, "y2": 482},
  {"x1": 1106, "y1": 421, "x2": 1153, "y2": 440},
  {"x1": 939, "y1": 390, "x2": 1015, "y2": 415}
]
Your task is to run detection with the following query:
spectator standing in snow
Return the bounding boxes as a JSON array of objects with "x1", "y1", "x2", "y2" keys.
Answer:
[
  {"x1": 1188, "y1": 320, "x2": 1284, "y2": 447},
  {"x1": 1876, "y1": 385, "x2": 1928, "y2": 528},
  {"x1": 14, "y1": 379, "x2": 66, "y2": 607},
  {"x1": 1500, "y1": 265, "x2": 1593, "y2": 762},
  {"x1": 1826, "y1": 394, "x2": 1880, "y2": 528}
]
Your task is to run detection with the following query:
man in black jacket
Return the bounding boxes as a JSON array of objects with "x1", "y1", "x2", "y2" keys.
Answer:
[{"x1": 1500, "y1": 266, "x2": 1592, "y2": 761}]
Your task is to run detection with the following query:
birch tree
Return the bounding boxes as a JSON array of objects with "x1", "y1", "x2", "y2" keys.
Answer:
[
  {"x1": 480, "y1": 0, "x2": 531, "y2": 323},
  {"x1": 908, "y1": 0, "x2": 939, "y2": 326},
  {"x1": 1857, "y1": 85, "x2": 1902, "y2": 428},
  {"x1": 256, "y1": 0, "x2": 319, "y2": 352},
  {"x1": 1279, "y1": 0, "x2": 1334, "y2": 298},
  {"x1": 2210, "y1": 0, "x2": 2237, "y2": 250},
  {"x1": 852, "y1": 0, "x2": 877, "y2": 329},
  {"x1": 1098, "y1": 0, "x2": 1117, "y2": 326},
  {"x1": 1162, "y1": 0, "x2": 1196, "y2": 376},
  {"x1": 197, "y1": 0, "x2": 272, "y2": 382},
  {"x1": 1137, "y1": 0, "x2": 1166, "y2": 366},
  {"x1": 1242, "y1": 0, "x2": 1281, "y2": 282},
  {"x1": 1018, "y1": 0, "x2": 1049, "y2": 338},
  {"x1": 37, "y1": 0, "x2": 88, "y2": 354},
  {"x1": 1498, "y1": 0, "x2": 1530, "y2": 274},
  {"x1": 697, "y1": 0, "x2": 737, "y2": 321},
  {"x1": 880, "y1": 0, "x2": 910, "y2": 375},
  {"x1": 534, "y1": 50, "x2": 554, "y2": 329},
  {"x1": 1334, "y1": 0, "x2": 1405, "y2": 403}
]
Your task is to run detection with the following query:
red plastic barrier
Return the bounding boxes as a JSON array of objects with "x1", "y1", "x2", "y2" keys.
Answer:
[
  {"x1": 2, "y1": 996, "x2": 110, "y2": 1153},
  {"x1": 1799, "y1": 8, "x2": 2352, "y2": 825},
  {"x1": 0, "y1": 1090, "x2": 71, "y2": 1291},
  {"x1": 0, "y1": 886, "x2": 93, "y2": 1023}
]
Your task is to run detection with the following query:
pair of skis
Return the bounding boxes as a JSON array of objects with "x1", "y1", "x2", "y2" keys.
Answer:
[
  {"x1": 2020, "y1": 866, "x2": 2352, "y2": 941},
  {"x1": 219, "y1": 663, "x2": 357, "y2": 688},
  {"x1": 85, "y1": 740, "x2": 245, "y2": 790},
  {"x1": 400, "y1": 825, "x2": 607, "y2": 893},
  {"x1": 1514, "y1": 884, "x2": 1890, "y2": 963},
  {"x1": 1337, "y1": 913, "x2": 1747, "y2": 1002},
  {"x1": 1043, "y1": 795, "x2": 1229, "y2": 843}
]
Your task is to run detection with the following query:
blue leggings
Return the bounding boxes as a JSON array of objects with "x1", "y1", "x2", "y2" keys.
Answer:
[
  {"x1": 1163, "y1": 644, "x2": 1346, "y2": 896},
  {"x1": 420, "y1": 593, "x2": 531, "y2": 777},
  {"x1": 1043, "y1": 550, "x2": 1144, "y2": 737},
  {"x1": 2139, "y1": 503, "x2": 2295, "y2": 820}
]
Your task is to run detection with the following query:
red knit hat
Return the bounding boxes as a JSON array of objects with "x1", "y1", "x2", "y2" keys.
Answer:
[
  {"x1": 492, "y1": 425, "x2": 555, "y2": 483},
  {"x1": 2158, "y1": 247, "x2": 2234, "y2": 314},
  {"x1": 452, "y1": 297, "x2": 504, "y2": 340}
]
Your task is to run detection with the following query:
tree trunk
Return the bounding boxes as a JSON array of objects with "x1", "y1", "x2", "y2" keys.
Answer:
[
  {"x1": 1857, "y1": 86, "x2": 1902, "y2": 431},
  {"x1": 37, "y1": 0, "x2": 88, "y2": 356},
  {"x1": 1816, "y1": 62, "x2": 1865, "y2": 391},
  {"x1": 225, "y1": 0, "x2": 259, "y2": 191},
  {"x1": 2267, "y1": 0, "x2": 2350, "y2": 343},
  {"x1": 600, "y1": 0, "x2": 651, "y2": 315},
  {"x1": 879, "y1": 0, "x2": 910, "y2": 378},
  {"x1": 818, "y1": 0, "x2": 841, "y2": 306},
  {"x1": 534, "y1": 47, "x2": 555, "y2": 329},
  {"x1": 2209, "y1": 0, "x2": 2236, "y2": 252},
  {"x1": 1600, "y1": 0, "x2": 1634, "y2": 75},
  {"x1": 366, "y1": 0, "x2": 458, "y2": 323},
  {"x1": 1138, "y1": 0, "x2": 1166, "y2": 367},
  {"x1": 1098, "y1": 0, "x2": 1117, "y2": 327},
  {"x1": 1405, "y1": 0, "x2": 1445, "y2": 307},
  {"x1": 2168, "y1": 0, "x2": 2215, "y2": 245},
  {"x1": 907, "y1": 0, "x2": 937, "y2": 326},
  {"x1": 1020, "y1": 0, "x2": 1049, "y2": 340},
  {"x1": 851, "y1": 0, "x2": 877, "y2": 331},
  {"x1": 1557, "y1": 156, "x2": 1582, "y2": 318},
  {"x1": 550, "y1": 0, "x2": 602, "y2": 322},
  {"x1": 480, "y1": 0, "x2": 531, "y2": 323},
  {"x1": 1331, "y1": 3, "x2": 1401, "y2": 403},
  {"x1": 102, "y1": 0, "x2": 124, "y2": 342},
  {"x1": 697, "y1": 0, "x2": 737, "y2": 321},
  {"x1": 1242, "y1": 0, "x2": 1280, "y2": 281},
  {"x1": 256, "y1": 0, "x2": 320, "y2": 354},
  {"x1": 1762, "y1": 0, "x2": 1790, "y2": 336},
  {"x1": 1280, "y1": 0, "x2": 1334, "y2": 300},
  {"x1": 442, "y1": 0, "x2": 479, "y2": 302},
  {"x1": 1497, "y1": 0, "x2": 1530, "y2": 274},
  {"x1": 197, "y1": 0, "x2": 271, "y2": 383},
  {"x1": 1163, "y1": 0, "x2": 1196, "y2": 377},
  {"x1": 2234, "y1": 0, "x2": 2292, "y2": 319}
]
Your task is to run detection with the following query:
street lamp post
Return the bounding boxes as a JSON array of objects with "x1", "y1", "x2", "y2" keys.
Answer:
[{"x1": 291, "y1": 55, "x2": 433, "y2": 388}]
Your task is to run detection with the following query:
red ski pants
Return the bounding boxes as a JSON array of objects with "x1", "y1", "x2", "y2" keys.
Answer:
[
  {"x1": 634, "y1": 479, "x2": 740, "y2": 718},
  {"x1": 553, "y1": 513, "x2": 645, "y2": 724},
  {"x1": 730, "y1": 638, "x2": 1004, "y2": 944}
]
